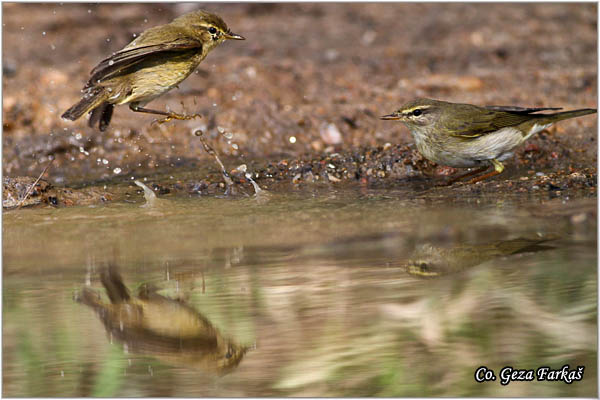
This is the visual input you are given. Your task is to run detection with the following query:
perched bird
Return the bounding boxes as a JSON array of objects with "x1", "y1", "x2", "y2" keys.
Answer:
[
  {"x1": 75, "y1": 264, "x2": 248, "y2": 375},
  {"x1": 405, "y1": 236, "x2": 557, "y2": 277},
  {"x1": 381, "y1": 98, "x2": 596, "y2": 183},
  {"x1": 61, "y1": 10, "x2": 244, "y2": 131}
]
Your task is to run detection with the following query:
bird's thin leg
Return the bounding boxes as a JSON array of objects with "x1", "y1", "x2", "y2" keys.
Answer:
[
  {"x1": 468, "y1": 169, "x2": 501, "y2": 184},
  {"x1": 468, "y1": 159, "x2": 505, "y2": 184},
  {"x1": 129, "y1": 104, "x2": 202, "y2": 124},
  {"x1": 447, "y1": 166, "x2": 490, "y2": 185}
]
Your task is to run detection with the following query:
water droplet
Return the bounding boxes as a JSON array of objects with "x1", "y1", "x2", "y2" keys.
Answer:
[
  {"x1": 237, "y1": 164, "x2": 247, "y2": 172},
  {"x1": 106, "y1": 38, "x2": 111, "y2": 42},
  {"x1": 289, "y1": 136, "x2": 297, "y2": 144},
  {"x1": 144, "y1": 18, "x2": 148, "y2": 23},
  {"x1": 87, "y1": 9, "x2": 91, "y2": 13},
  {"x1": 232, "y1": 143, "x2": 239, "y2": 150},
  {"x1": 51, "y1": 44, "x2": 56, "y2": 50},
  {"x1": 132, "y1": 33, "x2": 137, "y2": 38},
  {"x1": 108, "y1": 60, "x2": 114, "y2": 66},
  {"x1": 75, "y1": 133, "x2": 82, "y2": 140},
  {"x1": 42, "y1": 31, "x2": 46, "y2": 36},
  {"x1": 102, "y1": 159, "x2": 109, "y2": 165},
  {"x1": 113, "y1": 167, "x2": 122, "y2": 174}
]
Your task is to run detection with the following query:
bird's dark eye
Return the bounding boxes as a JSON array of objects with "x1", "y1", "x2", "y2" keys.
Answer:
[
  {"x1": 225, "y1": 349, "x2": 232, "y2": 359},
  {"x1": 412, "y1": 109, "x2": 422, "y2": 117},
  {"x1": 208, "y1": 27, "x2": 217, "y2": 34}
]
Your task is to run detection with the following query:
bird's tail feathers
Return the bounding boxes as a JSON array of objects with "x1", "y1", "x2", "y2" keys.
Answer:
[
  {"x1": 88, "y1": 102, "x2": 114, "y2": 132},
  {"x1": 100, "y1": 264, "x2": 131, "y2": 304},
  {"x1": 61, "y1": 87, "x2": 109, "y2": 122},
  {"x1": 546, "y1": 108, "x2": 596, "y2": 123}
]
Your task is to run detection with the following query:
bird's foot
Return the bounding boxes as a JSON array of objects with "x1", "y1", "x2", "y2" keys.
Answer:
[
  {"x1": 152, "y1": 112, "x2": 202, "y2": 125},
  {"x1": 445, "y1": 166, "x2": 491, "y2": 185},
  {"x1": 467, "y1": 170, "x2": 501, "y2": 184}
]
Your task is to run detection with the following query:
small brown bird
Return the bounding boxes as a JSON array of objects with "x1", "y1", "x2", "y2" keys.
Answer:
[
  {"x1": 61, "y1": 10, "x2": 244, "y2": 131},
  {"x1": 381, "y1": 98, "x2": 596, "y2": 183},
  {"x1": 405, "y1": 236, "x2": 557, "y2": 277},
  {"x1": 76, "y1": 264, "x2": 248, "y2": 375}
]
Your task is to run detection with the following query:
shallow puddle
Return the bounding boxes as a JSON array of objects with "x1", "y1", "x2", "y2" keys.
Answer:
[{"x1": 3, "y1": 188, "x2": 597, "y2": 396}]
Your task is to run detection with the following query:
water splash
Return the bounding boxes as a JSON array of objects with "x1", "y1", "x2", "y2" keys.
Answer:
[
  {"x1": 237, "y1": 164, "x2": 270, "y2": 201},
  {"x1": 194, "y1": 130, "x2": 236, "y2": 196},
  {"x1": 134, "y1": 180, "x2": 158, "y2": 207}
]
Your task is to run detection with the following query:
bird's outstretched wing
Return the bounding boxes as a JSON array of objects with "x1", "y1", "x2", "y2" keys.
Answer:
[{"x1": 85, "y1": 37, "x2": 202, "y2": 87}]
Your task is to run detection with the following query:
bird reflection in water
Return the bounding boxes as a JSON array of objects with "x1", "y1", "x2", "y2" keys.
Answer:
[
  {"x1": 75, "y1": 264, "x2": 248, "y2": 375},
  {"x1": 406, "y1": 236, "x2": 557, "y2": 277}
]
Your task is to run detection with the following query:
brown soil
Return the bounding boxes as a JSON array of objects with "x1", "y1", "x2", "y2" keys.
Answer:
[{"x1": 2, "y1": 3, "x2": 597, "y2": 205}]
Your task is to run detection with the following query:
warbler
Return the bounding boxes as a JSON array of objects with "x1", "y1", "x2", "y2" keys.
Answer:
[
  {"x1": 406, "y1": 236, "x2": 556, "y2": 277},
  {"x1": 381, "y1": 98, "x2": 596, "y2": 183},
  {"x1": 61, "y1": 10, "x2": 244, "y2": 131},
  {"x1": 75, "y1": 264, "x2": 248, "y2": 375}
]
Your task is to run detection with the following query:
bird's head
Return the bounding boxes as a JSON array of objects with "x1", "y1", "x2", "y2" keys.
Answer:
[
  {"x1": 173, "y1": 10, "x2": 245, "y2": 48},
  {"x1": 215, "y1": 340, "x2": 250, "y2": 375},
  {"x1": 380, "y1": 98, "x2": 445, "y2": 127}
]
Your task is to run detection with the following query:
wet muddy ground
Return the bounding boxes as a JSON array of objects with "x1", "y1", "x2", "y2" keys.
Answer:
[{"x1": 2, "y1": 3, "x2": 597, "y2": 204}]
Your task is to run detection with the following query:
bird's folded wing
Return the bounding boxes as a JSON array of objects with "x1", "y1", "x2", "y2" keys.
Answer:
[
  {"x1": 86, "y1": 38, "x2": 203, "y2": 86},
  {"x1": 448, "y1": 110, "x2": 545, "y2": 138},
  {"x1": 484, "y1": 105, "x2": 562, "y2": 113}
]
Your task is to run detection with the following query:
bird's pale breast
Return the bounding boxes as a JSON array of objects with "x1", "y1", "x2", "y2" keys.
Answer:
[{"x1": 412, "y1": 126, "x2": 533, "y2": 168}]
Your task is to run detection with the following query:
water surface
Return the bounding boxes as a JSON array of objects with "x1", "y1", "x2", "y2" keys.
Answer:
[{"x1": 3, "y1": 189, "x2": 597, "y2": 396}]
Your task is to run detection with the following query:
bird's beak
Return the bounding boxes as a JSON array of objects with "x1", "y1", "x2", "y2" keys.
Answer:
[
  {"x1": 225, "y1": 32, "x2": 245, "y2": 40},
  {"x1": 380, "y1": 112, "x2": 401, "y2": 121}
]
